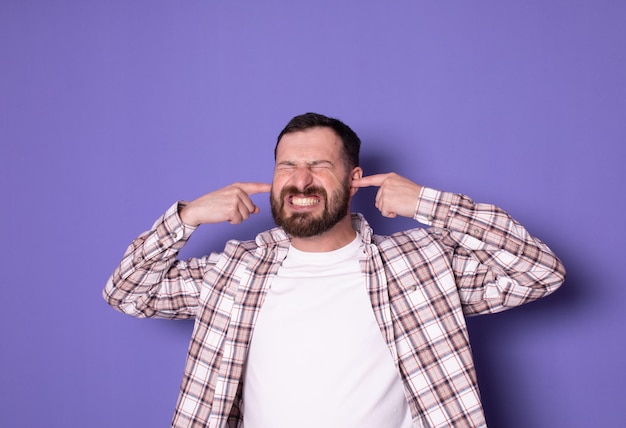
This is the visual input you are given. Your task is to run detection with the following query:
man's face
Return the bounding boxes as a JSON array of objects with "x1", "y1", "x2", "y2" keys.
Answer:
[{"x1": 271, "y1": 127, "x2": 357, "y2": 238}]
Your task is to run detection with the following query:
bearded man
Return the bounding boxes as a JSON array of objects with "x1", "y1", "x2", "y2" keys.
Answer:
[{"x1": 104, "y1": 112, "x2": 565, "y2": 428}]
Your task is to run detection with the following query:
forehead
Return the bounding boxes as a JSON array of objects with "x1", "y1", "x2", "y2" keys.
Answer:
[{"x1": 275, "y1": 127, "x2": 343, "y2": 162}]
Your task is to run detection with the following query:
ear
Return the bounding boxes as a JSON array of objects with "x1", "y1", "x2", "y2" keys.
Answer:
[{"x1": 349, "y1": 166, "x2": 363, "y2": 197}]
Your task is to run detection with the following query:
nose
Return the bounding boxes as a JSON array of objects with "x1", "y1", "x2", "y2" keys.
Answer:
[{"x1": 290, "y1": 165, "x2": 314, "y2": 191}]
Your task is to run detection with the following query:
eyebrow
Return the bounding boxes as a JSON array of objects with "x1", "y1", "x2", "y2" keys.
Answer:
[{"x1": 276, "y1": 160, "x2": 335, "y2": 167}]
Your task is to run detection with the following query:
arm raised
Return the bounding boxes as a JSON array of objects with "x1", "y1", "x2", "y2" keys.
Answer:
[
  {"x1": 352, "y1": 173, "x2": 422, "y2": 218},
  {"x1": 103, "y1": 182, "x2": 271, "y2": 319},
  {"x1": 180, "y1": 182, "x2": 271, "y2": 226}
]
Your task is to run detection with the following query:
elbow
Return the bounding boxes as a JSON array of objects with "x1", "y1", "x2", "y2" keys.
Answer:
[
  {"x1": 102, "y1": 276, "x2": 119, "y2": 308},
  {"x1": 537, "y1": 255, "x2": 567, "y2": 298},
  {"x1": 102, "y1": 276, "x2": 127, "y2": 313},
  {"x1": 102, "y1": 276, "x2": 146, "y2": 317},
  {"x1": 549, "y1": 256, "x2": 567, "y2": 293}
]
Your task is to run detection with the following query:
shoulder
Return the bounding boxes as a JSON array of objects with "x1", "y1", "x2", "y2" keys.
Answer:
[
  {"x1": 372, "y1": 226, "x2": 451, "y2": 252},
  {"x1": 221, "y1": 226, "x2": 290, "y2": 258}
]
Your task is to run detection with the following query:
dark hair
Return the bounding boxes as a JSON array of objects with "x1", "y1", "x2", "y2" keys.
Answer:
[{"x1": 275, "y1": 112, "x2": 361, "y2": 168}]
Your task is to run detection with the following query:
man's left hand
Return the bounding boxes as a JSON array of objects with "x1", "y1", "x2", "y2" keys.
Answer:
[{"x1": 352, "y1": 173, "x2": 423, "y2": 218}]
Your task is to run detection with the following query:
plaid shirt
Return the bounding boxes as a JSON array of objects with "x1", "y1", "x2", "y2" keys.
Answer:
[{"x1": 104, "y1": 187, "x2": 565, "y2": 428}]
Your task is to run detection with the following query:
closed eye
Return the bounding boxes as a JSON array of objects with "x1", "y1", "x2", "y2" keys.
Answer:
[
  {"x1": 275, "y1": 160, "x2": 335, "y2": 171},
  {"x1": 275, "y1": 161, "x2": 297, "y2": 171},
  {"x1": 309, "y1": 161, "x2": 334, "y2": 169}
]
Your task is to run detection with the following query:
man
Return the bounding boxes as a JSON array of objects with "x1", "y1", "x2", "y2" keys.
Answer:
[{"x1": 104, "y1": 112, "x2": 565, "y2": 428}]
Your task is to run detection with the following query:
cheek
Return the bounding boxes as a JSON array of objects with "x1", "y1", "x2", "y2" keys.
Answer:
[
  {"x1": 272, "y1": 171, "x2": 290, "y2": 186},
  {"x1": 270, "y1": 174, "x2": 281, "y2": 189},
  {"x1": 270, "y1": 179, "x2": 285, "y2": 200},
  {"x1": 307, "y1": 170, "x2": 336, "y2": 186},
  {"x1": 320, "y1": 171, "x2": 349, "y2": 191}
]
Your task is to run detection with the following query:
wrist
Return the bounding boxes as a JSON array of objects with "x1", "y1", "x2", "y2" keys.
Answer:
[{"x1": 178, "y1": 203, "x2": 200, "y2": 227}]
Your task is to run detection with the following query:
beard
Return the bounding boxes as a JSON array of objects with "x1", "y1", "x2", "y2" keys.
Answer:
[{"x1": 270, "y1": 181, "x2": 350, "y2": 238}]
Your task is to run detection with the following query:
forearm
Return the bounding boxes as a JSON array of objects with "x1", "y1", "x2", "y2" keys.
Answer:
[{"x1": 103, "y1": 202, "x2": 205, "y2": 319}]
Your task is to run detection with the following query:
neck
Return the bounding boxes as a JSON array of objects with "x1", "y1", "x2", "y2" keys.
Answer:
[{"x1": 290, "y1": 215, "x2": 356, "y2": 252}]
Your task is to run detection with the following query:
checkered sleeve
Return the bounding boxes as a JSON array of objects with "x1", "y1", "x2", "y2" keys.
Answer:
[
  {"x1": 103, "y1": 202, "x2": 215, "y2": 319},
  {"x1": 415, "y1": 187, "x2": 566, "y2": 315}
]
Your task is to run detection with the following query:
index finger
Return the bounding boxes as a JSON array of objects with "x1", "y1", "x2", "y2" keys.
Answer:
[
  {"x1": 237, "y1": 182, "x2": 272, "y2": 195},
  {"x1": 351, "y1": 174, "x2": 390, "y2": 188}
]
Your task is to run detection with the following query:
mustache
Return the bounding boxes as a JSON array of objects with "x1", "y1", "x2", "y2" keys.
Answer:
[{"x1": 278, "y1": 185, "x2": 328, "y2": 199}]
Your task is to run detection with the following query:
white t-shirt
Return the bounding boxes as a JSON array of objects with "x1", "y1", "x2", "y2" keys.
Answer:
[{"x1": 242, "y1": 235, "x2": 412, "y2": 428}]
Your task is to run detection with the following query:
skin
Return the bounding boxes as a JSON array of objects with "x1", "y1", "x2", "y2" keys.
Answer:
[
  {"x1": 180, "y1": 126, "x2": 423, "y2": 252},
  {"x1": 271, "y1": 127, "x2": 361, "y2": 251}
]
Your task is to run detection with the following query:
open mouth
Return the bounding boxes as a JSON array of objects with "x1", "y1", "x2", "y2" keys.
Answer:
[{"x1": 289, "y1": 195, "x2": 321, "y2": 207}]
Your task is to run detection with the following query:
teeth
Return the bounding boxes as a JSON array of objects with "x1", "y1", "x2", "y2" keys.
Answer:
[{"x1": 291, "y1": 197, "x2": 319, "y2": 206}]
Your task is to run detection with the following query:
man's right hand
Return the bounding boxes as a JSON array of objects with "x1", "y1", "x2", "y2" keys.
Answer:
[{"x1": 179, "y1": 182, "x2": 272, "y2": 227}]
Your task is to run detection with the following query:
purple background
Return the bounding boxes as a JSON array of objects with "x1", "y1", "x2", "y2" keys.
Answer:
[{"x1": 2, "y1": 1, "x2": 624, "y2": 427}]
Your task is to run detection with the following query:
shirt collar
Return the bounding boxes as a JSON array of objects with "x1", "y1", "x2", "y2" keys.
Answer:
[{"x1": 254, "y1": 213, "x2": 373, "y2": 249}]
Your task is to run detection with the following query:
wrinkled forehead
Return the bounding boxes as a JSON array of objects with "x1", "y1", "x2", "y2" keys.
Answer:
[{"x1": 275, "y1": 127, "x2": 345, "y2": 164}]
